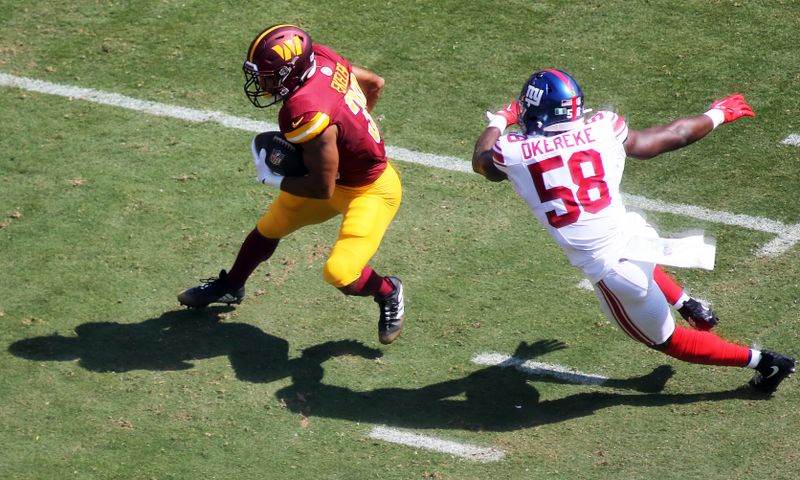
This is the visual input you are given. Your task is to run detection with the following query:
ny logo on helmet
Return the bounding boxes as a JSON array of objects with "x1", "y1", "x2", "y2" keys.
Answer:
[
  {"x1": 524, "y1": 85, "x2": 544, "y2": 107},
  {"x1": 271, "y1": 35, "x2": 304, "y2": 61}
]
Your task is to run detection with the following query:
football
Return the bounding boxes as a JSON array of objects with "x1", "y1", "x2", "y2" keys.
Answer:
[{"x1": 253, "y1": 131, "x2": 308, "y2": 176}]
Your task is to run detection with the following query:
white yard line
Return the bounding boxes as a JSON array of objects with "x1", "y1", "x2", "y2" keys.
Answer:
[
  {"x1": 781, "y1": 134, "x2": 800, "y2": 147},
  {"x1": 3, "y1": 72, "x2": 797, "y2": 256},
  {"x1": 0, "y1": 72, "x2": 276, "y2": 133},
  {"x1": 368, "y1": 426, "x2": 505, "y2": 462},
  {"x1": 471, "y1": 352, "x2": 609, "y2": 386}
]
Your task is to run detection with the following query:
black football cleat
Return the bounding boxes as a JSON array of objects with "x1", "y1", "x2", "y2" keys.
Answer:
[
  {"x1": 677, "y1": 298, "x2": 718, "y2": 331},
  {"x1": 749, "y1": 351, "x2": 796, "y2": 395},
  {"x1": 177, "y1": 269, "x2": 245, "y2": 308},
  {"x1": 376, "y1": 276, "x2": 405, "y2": 345}
]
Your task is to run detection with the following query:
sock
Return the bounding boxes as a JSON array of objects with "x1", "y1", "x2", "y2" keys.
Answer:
[
  {"x1": 663, "y1": 326, "x2": 752, "y2": 367},
  {"x1": 747, "y1": 350, "x2": 762, "y2": 369},
  {"x1": 653, "y1": 266, "x2": 689, "y2": 307},
  {"x1": 345, "y1": 267, "x2": 394, "y2": 297},
  {"x1": 227, "y1": 229, "x2": 279, "y2": 288}
]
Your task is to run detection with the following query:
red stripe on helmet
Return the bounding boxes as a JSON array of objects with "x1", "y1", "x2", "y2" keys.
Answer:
[
  {"x1": 545, "y1": 69, "x2": 576, "y2": 95},
  {"x1": 545, "y1": 69, "x2": 579, "y2": 120}
]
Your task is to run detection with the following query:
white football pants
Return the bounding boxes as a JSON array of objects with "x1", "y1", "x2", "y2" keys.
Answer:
[{"x1": 593, "y1": 259, "x2": 675, "y2": 346}]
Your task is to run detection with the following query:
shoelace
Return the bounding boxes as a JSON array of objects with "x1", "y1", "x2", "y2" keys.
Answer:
[
  {"x1": 384, "y1": 306, "x2": 400, "y2": 320},
  {"x1": 197, "y1": 276, "x2": 221, "y2": 290},
  {"x1": 381, "y1": 300, "x2": 401, "y2": 323}
]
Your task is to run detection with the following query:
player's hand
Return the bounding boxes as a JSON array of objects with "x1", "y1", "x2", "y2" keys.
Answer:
[
  {"x1": 495, "y1": 100, "x2": 520, "y2": 125},
  {"x1": 486, "y1": 100, "x2": 520, "y2": 127},
  {"x1": 709, "y1": 94, "x2": 755, "y2": 123},
  {"x1": 512, "y1": 339, "x2": 567, "y2": 359},
  {"x1": 252, "y1": 137, "x2": 285, "y2": 188}
]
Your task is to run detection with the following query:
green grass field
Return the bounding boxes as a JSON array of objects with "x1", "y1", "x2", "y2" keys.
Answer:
[{"x1": 2, "y1": 1, "x2": 799, "y2": 479}]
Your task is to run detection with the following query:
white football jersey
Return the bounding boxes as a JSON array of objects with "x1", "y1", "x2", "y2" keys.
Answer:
[{"x1": 492, "y1": 111, "x2": 631, "y2": 283}]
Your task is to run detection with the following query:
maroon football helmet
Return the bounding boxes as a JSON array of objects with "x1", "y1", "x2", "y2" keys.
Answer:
[{"x1": 243, "y1": 24, "x2": 315, "y2": 107}]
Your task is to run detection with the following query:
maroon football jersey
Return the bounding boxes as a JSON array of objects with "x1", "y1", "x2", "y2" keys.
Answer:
[{"x1": 279, "y1": 44, "x2": 387, "y2": 186}]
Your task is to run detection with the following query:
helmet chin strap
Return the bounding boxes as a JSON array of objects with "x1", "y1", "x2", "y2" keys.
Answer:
[
  {"x1": 301, "y1": 59, "x2": 317, "y2": 82},
  {"x1": 285, "y1": 59, "x2": 317, "y2": 97}
]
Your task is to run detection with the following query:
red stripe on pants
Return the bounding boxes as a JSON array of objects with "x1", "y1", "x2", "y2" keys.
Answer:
[{"x1": 597, "y1": 280, "x2": 655, "y2": 345}]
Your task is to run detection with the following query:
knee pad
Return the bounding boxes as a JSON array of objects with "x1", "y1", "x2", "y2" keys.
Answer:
[
  {"x1": 323, "y1": 255, "x2": 358, "y2": 288},
  {"x1": 651, "y1": 336, "x2": 672, "y2": 352}
]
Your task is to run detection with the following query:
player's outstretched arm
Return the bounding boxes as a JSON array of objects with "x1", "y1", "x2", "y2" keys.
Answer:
[
  {"x1": 472, "y1": 101, "x2": 518, "y2": 182},
  {"x1": 352, "y1": 66, "x2": 384, "y2": 112},
  {"x1": 625, "y1": 94, "x2": 754, "y2": 160}
]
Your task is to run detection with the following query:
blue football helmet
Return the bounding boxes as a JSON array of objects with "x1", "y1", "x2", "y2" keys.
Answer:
[{"x1": 518, "y1": 69, "x2": 585, "y2": 135}]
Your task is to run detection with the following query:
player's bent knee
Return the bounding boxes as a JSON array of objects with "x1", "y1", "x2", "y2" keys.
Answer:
[
  {"x1": 322, "y1": 256, "x2": 359, "y2": 289},
  {"x1": 256, "y1": 217, "x2": 278, "y2": 239},
  {"x1": 651, "y1": 336, "x2": 671, "y2": 352}
]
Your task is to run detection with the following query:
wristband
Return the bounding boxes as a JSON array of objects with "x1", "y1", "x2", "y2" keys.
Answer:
[
  {"x1": 488, "y1": 115, "x2": 509, "y2": 132},
  {"x1": 703, "y1": 109, "x2": 725, "y2": 129}
]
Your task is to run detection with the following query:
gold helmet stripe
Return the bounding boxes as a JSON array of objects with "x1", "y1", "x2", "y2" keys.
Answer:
[{"x1": 248, "y1": 24, "x2": 299, "y2": 62}]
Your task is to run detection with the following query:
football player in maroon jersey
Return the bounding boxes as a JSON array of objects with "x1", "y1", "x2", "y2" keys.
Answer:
[{"x1": 178, "y1": 24, "x2": 405, "y2": 345}]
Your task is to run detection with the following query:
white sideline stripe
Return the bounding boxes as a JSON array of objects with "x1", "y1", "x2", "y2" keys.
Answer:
[
  {"x1": 472, "y1": 352, "x2": 608, "y2": 386},
  {"x1": 0, "y1": 73, "x2": 473, "y2": 172},
  {"x1": 623, "y1": 193, "x2": 788, "y2": 234},
  {"x1": 385, "y1": 145, "x2": 473, "y2": 173},
  {"x1": 782, "y1": 134, "x2": 800, "y2": 147},
  {"x1": 0, "y1": 72, "x2": 276, "y2": 133},
  {"x1": 2, "y1": 72, "x2": 796, "y2": 256},
  {"x1": 756, "y1": 223, "x2": 800, "y2": 257},
  {"x1": 369, "y1": 426, "x2": 505, "y2": 462}
]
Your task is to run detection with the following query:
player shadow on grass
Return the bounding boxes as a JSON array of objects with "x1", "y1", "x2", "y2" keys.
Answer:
[
  {"x1": 275, "y1": 339, "x2": 765, "y2": 431},
  {"x1": 7, "y1": 307, "x2": 299, "y2": 383},
  {"x1": 8, "y1": 307, "x2": 389, "y2": 385}
]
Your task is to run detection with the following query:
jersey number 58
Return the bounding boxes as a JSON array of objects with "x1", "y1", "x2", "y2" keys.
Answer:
[{"x1": 527, "y1": 149, "x2": 611, "y2": 228}]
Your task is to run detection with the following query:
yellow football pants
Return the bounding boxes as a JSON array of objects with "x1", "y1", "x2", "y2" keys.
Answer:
[{"x1": 256, "y1": 162, "x2": 402, "y2": 288}]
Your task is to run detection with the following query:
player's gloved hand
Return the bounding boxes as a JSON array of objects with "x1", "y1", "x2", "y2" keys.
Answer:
[
  {"x1": 704, "y1": 94, "x2": 755, "y2": 128},
  {"x1": 251, "y1": 137, "x2": 285, "y2": 188},
  {"x1": 485, "y1": 100, "x2": 520, "y2": 131}
]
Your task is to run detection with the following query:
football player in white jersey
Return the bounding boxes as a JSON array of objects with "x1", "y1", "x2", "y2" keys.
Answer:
[{"x1": 472, "y1": 69, "x2": 795, "y2": 395}]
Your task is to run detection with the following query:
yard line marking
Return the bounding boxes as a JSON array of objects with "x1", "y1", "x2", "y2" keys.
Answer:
[
  {"x1": 781, "y1": 134, "x2": 800, "y2": 147},
  {"x1": 2, "y1": 72, "x2": 796, "y2": 256},
  {"x1": 385, "y1": 145, "x2": 472, "y2": 173},
  {"x1": 623, "y1": 193, "x2": 788, "y2": 235},
  {"x1": 0, "y1": 72, "x2": 275, "y2": 133},
  {"x1": 368, "y1": 426, "x2": 505, "y2": 462},
  {"x1": 472, "y1": 352, "x2": 608, "y2": 386},
  {"x1": 756, "y1": 223, "x2": 800, "y2": 257}
]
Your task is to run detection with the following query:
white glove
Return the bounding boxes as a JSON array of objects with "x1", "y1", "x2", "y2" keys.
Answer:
[{"x1": 251, "y1": 137, "x2": 285, "y2": 189}]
